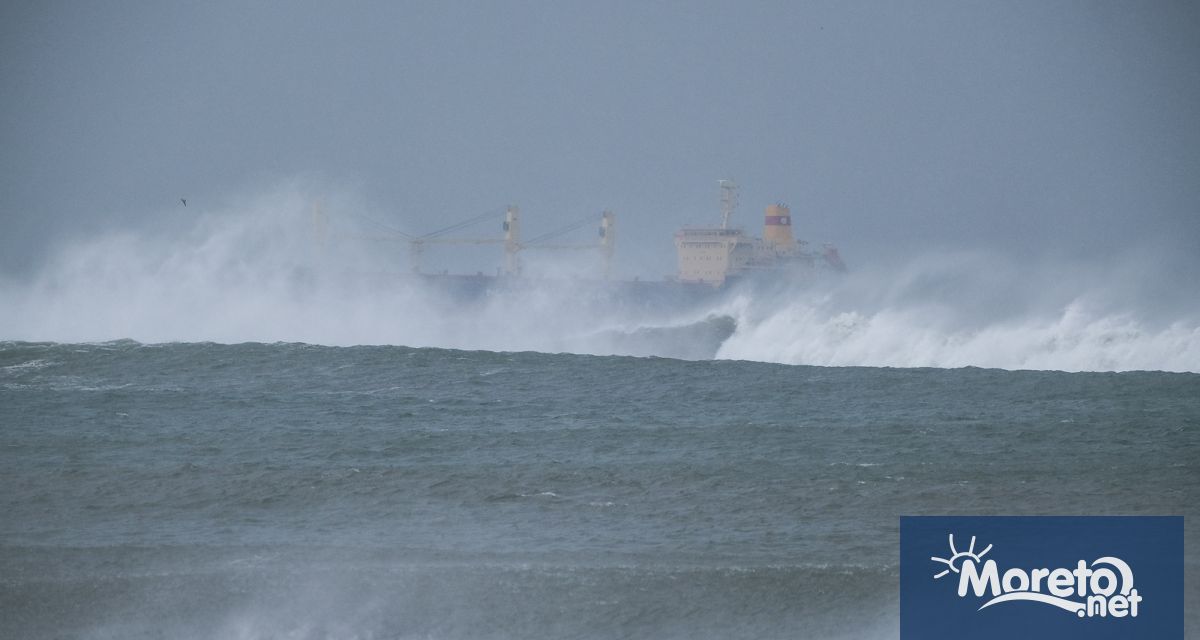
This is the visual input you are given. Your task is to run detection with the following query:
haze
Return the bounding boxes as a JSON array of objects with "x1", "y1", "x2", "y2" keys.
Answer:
[{"x1": 2, "y1": 1, "x2": 1197, "y2": 279}]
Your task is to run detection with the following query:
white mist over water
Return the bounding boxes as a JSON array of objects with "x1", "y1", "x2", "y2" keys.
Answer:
[
  {"x1": 0, "y1": 185, "x2": 688, "y2": 354},
  {"x1": 2, "y1": 185, "x2": 1197, "y2": 373}
]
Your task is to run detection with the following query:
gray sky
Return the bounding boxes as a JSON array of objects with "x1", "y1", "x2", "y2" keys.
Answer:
[{"x1": 2, "y1": 0, "x2": 1198, "y2": 279}]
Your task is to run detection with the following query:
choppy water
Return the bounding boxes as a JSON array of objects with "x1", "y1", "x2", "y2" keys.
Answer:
[{"x1": 2, "y1": 341, "x2": 1197, "y2": 639}]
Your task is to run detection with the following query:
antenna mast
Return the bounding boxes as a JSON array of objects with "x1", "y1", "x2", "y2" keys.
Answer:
[{"x1": 719, "y1": 179, "x2": 738, "y2": 229}]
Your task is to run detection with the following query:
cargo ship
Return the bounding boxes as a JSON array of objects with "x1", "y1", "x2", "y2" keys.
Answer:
[{"x1": 317, "y1": 180, "x2": 844, "y2": 296}]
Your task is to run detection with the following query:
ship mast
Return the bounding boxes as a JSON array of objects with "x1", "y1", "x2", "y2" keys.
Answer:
[{"x1": 718, "y1": 179, "x2": 738, "y2": 229}]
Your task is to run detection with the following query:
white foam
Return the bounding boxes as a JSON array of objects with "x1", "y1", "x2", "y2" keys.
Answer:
[{"x1": 714, "y1": 257, "x2": 1200, "y2": 372}]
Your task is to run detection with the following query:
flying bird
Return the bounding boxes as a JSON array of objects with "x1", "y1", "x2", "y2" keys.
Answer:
[{"x1": 180, "y1": 198, "x2": 187, "y2": 207}]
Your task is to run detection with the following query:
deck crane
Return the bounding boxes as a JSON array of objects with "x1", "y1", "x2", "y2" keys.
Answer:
[
  {"x1": 316, "y1": 202, "x2": 613, "y2": 278},
  {"x1": 407, "y1": 206, "x2": 520, "y2": 275},
  {"x1": 522, "y1": 211, "x2": 616, "y2": 279},
  {"x1": 319, "y1": 204, "x2": 515, "y2": 274}
]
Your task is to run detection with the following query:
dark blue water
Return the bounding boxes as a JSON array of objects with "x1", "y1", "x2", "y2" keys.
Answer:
[{"x1": 2, "y1": 341, "x2": 1197, "y2": 639}]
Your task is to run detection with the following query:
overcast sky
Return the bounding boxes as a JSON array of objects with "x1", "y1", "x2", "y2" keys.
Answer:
[{"x1": 2, "y1": 1, "x2": 1197, "y2": 278}]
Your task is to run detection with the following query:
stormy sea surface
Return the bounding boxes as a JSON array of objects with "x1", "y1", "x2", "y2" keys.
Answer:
[{"x1": 1, "y1": 340, "x2": 1197, "y2": 639}]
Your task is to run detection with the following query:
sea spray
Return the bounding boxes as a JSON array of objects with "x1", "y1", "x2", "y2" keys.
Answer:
[
  {"x1": 714, "y1": 253, "x2": 1200, "y2": 372},
  {"x1": 2, "y1": 185, "x2": 1197, "y2": 372},
  {"x1": 717, "y1": 296, "x2": 1200, "y2": 372}
]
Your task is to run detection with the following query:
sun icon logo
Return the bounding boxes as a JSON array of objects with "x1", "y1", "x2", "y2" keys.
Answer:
[{"x1": 931, "y1": 534, "x2": 993, "y2": 580}]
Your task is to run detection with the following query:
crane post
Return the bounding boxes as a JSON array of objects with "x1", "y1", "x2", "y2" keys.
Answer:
[
  {"x1": 503, "y1": 205, "x2": 521, "y2": 276},
  {"x1": 600, "y1": 211, "x2": 615, "y2": 280}
]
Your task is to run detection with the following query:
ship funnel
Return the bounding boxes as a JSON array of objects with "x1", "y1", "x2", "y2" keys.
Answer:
[{"x1": 763, "y1": 203, "x2": 795, "y2": 250}]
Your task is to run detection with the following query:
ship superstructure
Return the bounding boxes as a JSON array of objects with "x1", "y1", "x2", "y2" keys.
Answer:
[{"x1": 674, "y1": 180, "x2": 844, "y2": 286}]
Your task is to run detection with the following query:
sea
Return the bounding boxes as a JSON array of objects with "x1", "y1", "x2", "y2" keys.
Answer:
[
  {"x1": 2, "y1": 339, "x2": 1197, "y2": 639},
  {"x1": 2, "y1": 200, "x2": 1199, "y2": 638}
]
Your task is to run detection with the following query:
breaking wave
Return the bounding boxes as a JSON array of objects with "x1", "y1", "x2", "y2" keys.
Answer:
[
  {"x1": 716, "y1": 289, "x2": 1200, "y2": 373},
  {"x1": 1, "y1": 184, "x2": 1196, "y2": 372}
]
